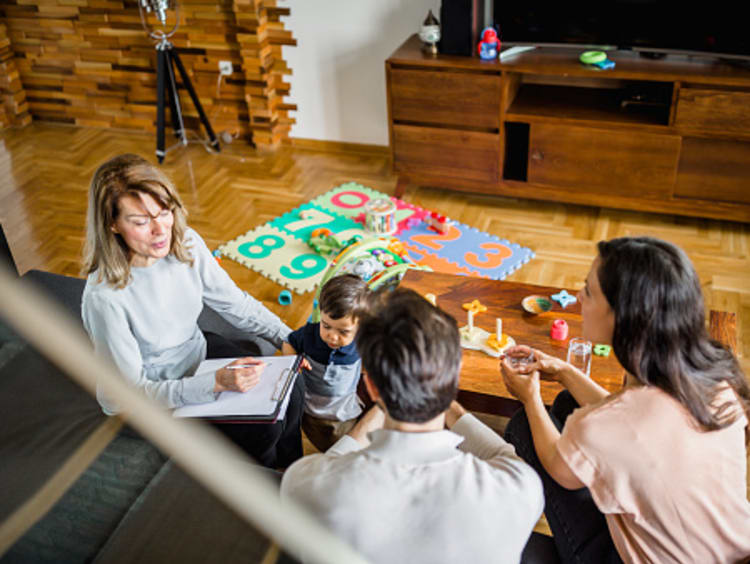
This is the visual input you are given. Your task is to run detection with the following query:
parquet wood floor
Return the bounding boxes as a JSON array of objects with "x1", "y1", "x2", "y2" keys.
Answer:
[{"x1": 1, "y1": 123, "x2": 748, "y2": 506}]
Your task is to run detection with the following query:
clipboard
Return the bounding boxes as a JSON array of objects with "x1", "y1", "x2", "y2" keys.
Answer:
[{"x1": 173, "y1": 354, "x2": 302, "y2": 423}]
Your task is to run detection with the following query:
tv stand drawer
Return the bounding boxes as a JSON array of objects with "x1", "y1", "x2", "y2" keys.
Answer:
[
  {"x1": 675, "y1": 87, "x2": 750, "y2": 135},
  {"x1": 527, "y1": 123, "x2": 680, "y2": 198}
]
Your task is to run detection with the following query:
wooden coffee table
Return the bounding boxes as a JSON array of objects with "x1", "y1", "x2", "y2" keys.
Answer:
[{"x1": 399, "y1": 270, "x2": 626, "y2": 416}]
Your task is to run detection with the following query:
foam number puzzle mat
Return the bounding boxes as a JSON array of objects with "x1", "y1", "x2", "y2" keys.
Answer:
[{"x1": 218, "y1": 183, "x2": 535, "y2": 294}]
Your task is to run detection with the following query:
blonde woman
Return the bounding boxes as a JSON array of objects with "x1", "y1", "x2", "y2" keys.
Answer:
[{"x1": 81, "y1": 154, "x2": 303, "y2": 468}]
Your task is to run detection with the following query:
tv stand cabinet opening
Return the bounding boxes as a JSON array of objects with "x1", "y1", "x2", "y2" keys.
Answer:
[{"x1": 386, "y1": 35, "x2": 750, "y2": 223}]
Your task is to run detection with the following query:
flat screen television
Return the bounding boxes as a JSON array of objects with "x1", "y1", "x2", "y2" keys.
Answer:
[{"x1": 493, "y1": 2, "x2": 750, "y2": 62}]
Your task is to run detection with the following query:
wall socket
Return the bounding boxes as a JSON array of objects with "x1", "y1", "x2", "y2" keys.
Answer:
[{"x1": 218, "y1": 61, "x2": 233, "y2": 76}]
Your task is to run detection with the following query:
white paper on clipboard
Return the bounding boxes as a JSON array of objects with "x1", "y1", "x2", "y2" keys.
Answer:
[{"x1": 173, "y1": 355, "x2": 298, "y2": 420}]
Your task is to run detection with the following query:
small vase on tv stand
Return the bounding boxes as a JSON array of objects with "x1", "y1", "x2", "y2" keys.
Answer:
[{"x1": 419, "y1": 10, "x2": 440, "y2": 55}]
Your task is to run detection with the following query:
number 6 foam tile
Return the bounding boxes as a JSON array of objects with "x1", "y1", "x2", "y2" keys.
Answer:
[
  {"x1": 311, "y1": 182, "x2": 389, "y2": 219},
  {"x1": 219, "y1": 224, "x2": 330, "y2": 295}
]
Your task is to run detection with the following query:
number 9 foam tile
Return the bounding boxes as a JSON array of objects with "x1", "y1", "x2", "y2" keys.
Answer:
[
  {"x1": 310, "y1": 182, "x2": 389, "y2": 218},
  {"x1": 218, "y1": 224, "x2": 331, "y2": 294}
]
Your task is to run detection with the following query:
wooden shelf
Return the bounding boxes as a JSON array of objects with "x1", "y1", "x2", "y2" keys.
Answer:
[
  {"x1": 506, "y1": 84, "x2": 670, "y2": 129},
  {"x1": 386, "y1": 35, "x2": 750, "y2": 223}
]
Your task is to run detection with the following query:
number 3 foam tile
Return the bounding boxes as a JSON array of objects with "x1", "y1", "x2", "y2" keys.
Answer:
[
  {"x1": 219, "y1": 224, "x2": 330, "y2": 295},
  {"x1": 311, "y1": 182, "x2": 389, "y2": 219},
  {"x1": 270, "y1": 202, "x2": 366, "y2": 243}
]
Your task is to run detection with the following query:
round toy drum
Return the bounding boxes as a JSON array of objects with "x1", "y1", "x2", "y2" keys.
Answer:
[{"x1": 364, "y1": 198, "x2": 397, "y2": 236}]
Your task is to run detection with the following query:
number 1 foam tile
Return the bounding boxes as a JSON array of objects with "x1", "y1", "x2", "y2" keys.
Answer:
[
  {"x1": 401, "y1": 241, "x2": 483, "y2": 278},
  {"x1": 270, "y1": 202, "x2": 367, "y2": 243},
  {"x1": 219, "y1": 224, "x2": 330, "y2": 295},
  {"x1": 398, "y1": 219, "x2": 534, "y2": 281},
  {"x1": 311, "y1": 182, "x2": 389, "y2": 219}
]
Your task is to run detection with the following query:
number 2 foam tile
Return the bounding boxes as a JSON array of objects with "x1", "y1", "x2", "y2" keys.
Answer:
[
  {"x1": 218, "y1": 224, "x2": 331, "y2": 295},
  {"x1": 310, "y1": 182, "x2": 389, "y2": 219},
  {"x1": 269, "y1": 202, "x2": 367, "y2": 244},
  {"x1": 401, "y1": 241, "x2": 483, "y2": 278},
  {"x1": 398, "y1": 219, "x2": 535, "y2": 281}
]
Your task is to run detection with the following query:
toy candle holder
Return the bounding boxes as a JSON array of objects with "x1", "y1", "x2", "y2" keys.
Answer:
[{"x1": 364, "y1": 198, "x2": 397, "y2": 236}]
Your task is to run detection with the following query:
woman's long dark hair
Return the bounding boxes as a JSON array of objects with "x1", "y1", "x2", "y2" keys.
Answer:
[{"x1": 597, "y1": 237, "x2": 749, "y2": 432}]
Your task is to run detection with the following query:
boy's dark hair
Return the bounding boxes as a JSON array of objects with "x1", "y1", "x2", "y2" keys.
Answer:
[
  {"x1": 356, "y1": 288, "x2": 460, "y2": 423},
  {"x1": 318, "y1": 274, "x2": 371, "y2": 321}
]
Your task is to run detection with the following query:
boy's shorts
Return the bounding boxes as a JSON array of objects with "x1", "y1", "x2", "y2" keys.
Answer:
[{"x1": 302, "y1": 412, "x2": 357, "y2": 453}]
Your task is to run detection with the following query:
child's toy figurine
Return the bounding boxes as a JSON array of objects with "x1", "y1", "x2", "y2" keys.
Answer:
[
  {"x1": 282, "y1": 274, "x2": 371, "y2": 452},
  {"x1": 477, "y1": 27, "x2": 500, "y2": 60}
]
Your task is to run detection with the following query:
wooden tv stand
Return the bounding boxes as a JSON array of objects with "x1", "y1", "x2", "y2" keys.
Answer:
[{"x1": 386, "y1": 35, "x2": 750, "y2": 222}]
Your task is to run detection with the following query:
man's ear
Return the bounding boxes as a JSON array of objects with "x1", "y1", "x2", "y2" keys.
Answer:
[{"x1": 363, "y1": 372, "x2": 380, "y2": 403}]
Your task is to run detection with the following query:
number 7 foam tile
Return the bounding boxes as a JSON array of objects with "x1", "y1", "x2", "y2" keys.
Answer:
[
  {"x1": 310, "y1": 182, "x2": 389, "y2": 218},
  {"x1": 270, "y1": 202, "x2": 367, "y2": 243},
  {"x1": 219, "y1": 224, "x2": 330, "y2": 294}
]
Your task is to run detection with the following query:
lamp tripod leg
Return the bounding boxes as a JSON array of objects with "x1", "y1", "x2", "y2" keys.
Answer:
[
  {"x1": 156, "y1": 47, "x2": 166, "y2": 164},
  {"x1": 164, "y1": 47, "x2": 187, "y2": 146},
  {"x1": 170, "y1": 48, "x2": 221, "y2": 151}
]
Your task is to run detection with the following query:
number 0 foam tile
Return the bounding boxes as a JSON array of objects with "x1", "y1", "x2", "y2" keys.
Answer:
[
  {"x1": 219, "y1": 224, "x2": 330, "y2": 295},
  {"x1": 311, "y1": 182, "x2": 389, "y2": 218}
]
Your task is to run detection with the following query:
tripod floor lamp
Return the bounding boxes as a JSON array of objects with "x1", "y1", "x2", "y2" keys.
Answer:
[{"x1": 140, "y1": 0, "x2": 220, "y2": 163}]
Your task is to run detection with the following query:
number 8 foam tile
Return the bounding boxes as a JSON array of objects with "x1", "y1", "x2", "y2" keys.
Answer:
[
  {"x1": 270, "y1": 202, "x2": 366, "y2": 243},
  {"x1": 218, "y1": 224, "x2": 330, "y2": 294},
  {"x1": 310, "y1": 182, "x2": 389, "y2": 218}
]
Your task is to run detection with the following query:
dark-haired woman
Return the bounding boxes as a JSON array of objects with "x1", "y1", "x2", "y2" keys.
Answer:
[{"x1": 501, "y1": 236, "x2": 750, "y2": 563}]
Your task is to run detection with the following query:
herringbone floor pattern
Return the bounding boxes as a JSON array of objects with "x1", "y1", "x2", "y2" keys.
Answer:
[{"x1": 2, "y1": 123, "x2": 746, "y2": 370}]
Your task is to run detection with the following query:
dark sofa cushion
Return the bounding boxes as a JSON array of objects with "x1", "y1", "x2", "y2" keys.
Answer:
[{"x1": 94, "y1": 461, "x2": 298, "y2": 564}]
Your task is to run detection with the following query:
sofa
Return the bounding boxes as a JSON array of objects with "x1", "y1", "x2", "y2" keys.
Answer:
[{"x1": 0, "y1": 226, "x2": 559, "y2": 564}]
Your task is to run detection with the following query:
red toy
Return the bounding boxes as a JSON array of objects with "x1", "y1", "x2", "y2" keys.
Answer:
[
  {"x1": 477, "y1": 27, "x2": 500, "y2": 60},
  {"x1": 425, "y1": 211, "x2": 448, "y2": 234}
]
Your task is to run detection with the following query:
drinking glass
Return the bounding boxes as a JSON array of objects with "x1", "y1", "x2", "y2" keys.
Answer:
[{"x1": 566, "y1": 337, "x2": 592, "y2": 377}]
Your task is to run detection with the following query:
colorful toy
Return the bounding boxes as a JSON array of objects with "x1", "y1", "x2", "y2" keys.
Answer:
[
  {"x1": 460, "y1": 314, "x2": 515, "y2": 358},
  {"x1": 462, "y1": 299, "x2": 487, "y2": 314},
  {"x1": 364, "y1": 198, "x2": 397, "y2": 236},
  {"x1": 477, "y1": 27, "x2": 500, "y2": 60},
  {"x1": 309, "y1": 236, "x2": 431, "y2": 322},
  {"x1": 550, "y1": 319, "x2": 569, "y2": 341},
  {"x1": 425, "y1": 211, "x2": 449, "y2": 234},
  {"x1": 593, "y1": 343, "x2": 611, "y2": 357},
  {"x1": 551, "y1": 289, "x2": 577, "y2": 308},
  {"x1": 278, "y1": 290, "x2": 292, "y2": 306},
  {"x1": 522, "y1": 295, "x2": 552, "y2": 314}
]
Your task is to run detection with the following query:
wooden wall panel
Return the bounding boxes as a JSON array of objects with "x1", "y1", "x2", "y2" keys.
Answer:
[
  {"x1": 0, "y1": 23, "x2": 31, "y2": 128},
  {"x1": 0, "y1": 0, "x2": 295, "y2": 147}
]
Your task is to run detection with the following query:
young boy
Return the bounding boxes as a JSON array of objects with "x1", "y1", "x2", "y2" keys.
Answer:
[{"x1": 282, "y1": 274, "x2": 370, "y2": 452}]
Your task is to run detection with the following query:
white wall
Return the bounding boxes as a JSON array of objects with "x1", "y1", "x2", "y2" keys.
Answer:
[{"x1": 282, "y1": 0, "x2": 440, "y2": 146}]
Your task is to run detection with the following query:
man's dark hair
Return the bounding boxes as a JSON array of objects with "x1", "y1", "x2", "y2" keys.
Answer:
[
  {"x1": 318, "y1": 274, "x2": 370, "y2": 321},
  {"x1": 356, "y1": 288, "x2": 460, "y2": 423}
]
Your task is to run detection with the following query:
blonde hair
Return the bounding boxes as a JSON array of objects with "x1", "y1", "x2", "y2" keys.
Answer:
[{"x1": 82, "y1": 154, "x2": 193, "y2": 288}]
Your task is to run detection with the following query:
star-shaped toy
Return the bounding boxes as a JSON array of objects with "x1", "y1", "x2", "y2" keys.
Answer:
[
  {"x1": 551, "y1": 289, "x2": 577, "y2": 308},
  {"x1": 462, "y1": 299, "x2": 487, "y2": 314}
]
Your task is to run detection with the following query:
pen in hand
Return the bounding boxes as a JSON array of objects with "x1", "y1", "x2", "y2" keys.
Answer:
[{"x1": 227, "y1": 362, "x2": 266, "y2": 370}]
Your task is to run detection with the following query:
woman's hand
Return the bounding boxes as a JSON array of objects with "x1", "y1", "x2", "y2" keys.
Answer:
[
  {"x1": 500, "y1": 352, "x2": 542, "y2": 406},
  {"x1": 214, "y1": 357, "x2": 265, "y2": 393},
  {"x1": 504, "y1": 345, "x2": 569, "y2": 382}
]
